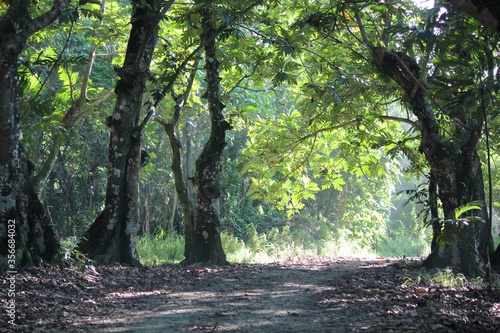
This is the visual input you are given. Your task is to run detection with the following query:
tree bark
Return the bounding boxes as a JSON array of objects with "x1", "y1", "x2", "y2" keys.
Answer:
[
  {"x1": 428, "y1": 174, "x2": 440, "y2": 252},
  {"x1": 445, "y1": 0, "x2": 500, "y2": 274},
  {"x1": 0, "y1": 0, "x2": 70, "y2": 269},
  {"x1": 156, "y1": 63, "x2": 198, "y2": 262},
  {"x1": 77, "y1": 0, "x2": 168, "y2": 265},
  {"x1": 159, "y1": 112, "x2": 197, "y2": 262},
  {"x1": 166, "y1": 190, "x2": 178, "y2": 234},
  {"x1": 185, "y1": 8, "x2": 229, "y2": 265}
]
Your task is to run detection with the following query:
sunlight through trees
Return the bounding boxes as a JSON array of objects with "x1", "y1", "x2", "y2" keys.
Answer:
[{"x1": 1, "y1": 0, "x2": 500, "y2": 277}]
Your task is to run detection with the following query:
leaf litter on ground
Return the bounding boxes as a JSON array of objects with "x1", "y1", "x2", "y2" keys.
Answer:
[{"x1": 1, "y1": 258, "x2": 499, "y2": 332}]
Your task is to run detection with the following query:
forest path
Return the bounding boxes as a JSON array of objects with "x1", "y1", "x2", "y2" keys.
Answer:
[
  {"x1": 2, "y1": 258, "x2": 499, "y2": 332},
  {"x1": 89, "y1": 259, "x2": 372, "y2": 333}
]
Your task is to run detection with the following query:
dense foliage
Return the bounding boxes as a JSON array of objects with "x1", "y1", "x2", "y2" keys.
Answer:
[{"x1": 2, "y1": 0, "x2": 500, "y2": 269}]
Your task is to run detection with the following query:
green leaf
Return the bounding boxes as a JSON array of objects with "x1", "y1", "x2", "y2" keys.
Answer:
[{"x1": 453, "y1": 201, "x2": 484, "y2": 220}]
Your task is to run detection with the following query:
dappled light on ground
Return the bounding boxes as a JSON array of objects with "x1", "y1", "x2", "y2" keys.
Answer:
[{"x1": 1, "y1": 259, "x2": 499, "y2": 332}]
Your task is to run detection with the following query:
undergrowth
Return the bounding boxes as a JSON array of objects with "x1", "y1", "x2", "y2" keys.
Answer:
[
  {"x1": 136, "y1": 231, "x2": 184, "y2": 265},
  {"x1": 401, "y1": 266, "x2": 490, "y2": 288},
  {"x1": 60, "y1": 218, "x2": 430, "y2": 267},
  {"x1": 136, "y1": 225, "x2": 384, "y2": 266}
]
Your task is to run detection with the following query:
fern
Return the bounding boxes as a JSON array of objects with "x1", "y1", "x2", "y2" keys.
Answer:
[{"x1": 453, "y1": 200, "x2": 484, "y2": 220}]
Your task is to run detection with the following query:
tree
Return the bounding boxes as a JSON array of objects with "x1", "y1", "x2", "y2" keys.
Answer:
[
  {"x1": 29, "y1": 1, "x2": 114, "y2": 196},
  {"x1": 156, "y1": 64, "x2": 200, "y2": 264},
  {"x1": 181, "y1": 6, "x2": 230, "y2": 265},
  {"x1": 309, "y1": 1, "x2": 498, "y2": 275},
  {"x1": 156, "y1": 4, "x2": 230, "y2": 265},
  {"x1": 13, "y1": 2, "x2": 128, "y2": 237},
  {"x1": 240, "y1": 0, "x2": 498, "y2": 275},
  {"x1": 366, "y1": 45, "x2": 490, "y2": 276},
  {"x1": 77, "y1": 0, "x2": 173, "y2": 265},
  {"x1": 445, "y1": 0, "x2": 500, "y2": 32},
  {"x1": 445, "y1": 0, "x2": 500, "y2": 275},
  {"x1": 0, "y1": 0, "x2": 71, "y2": 268},
  {"x1": 153, "y1": 0, "x2": 265, "y2": 264}
]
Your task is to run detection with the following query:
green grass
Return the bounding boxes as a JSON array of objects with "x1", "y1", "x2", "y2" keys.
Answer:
[
  {"x1": 57, "y1": 227, "x2": 431, "y2": 267},
  {"x1": 134, "y1": 226, "x2": 380, "y2": 266},
  {"x1": 60, "y1": 218, "x2": 431, "y2": 267},
  {"x1": 222, "y1": 225, "x2": 378, "y2": 264},
  {"x1": 376, "y1": 234, "x2": 430, "y2": 258},
  {"x1": 402, "y1": 266, "x2": 486, "y2": 288},
  {"x1": 136, "y1": 232, "x2": 184, "y2": 265},
  {"x1": 134, "y1": 222, "x2": 433, "y2": 265}
]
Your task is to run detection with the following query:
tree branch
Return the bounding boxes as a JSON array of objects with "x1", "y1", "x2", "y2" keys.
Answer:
[
  {"x1": 25, "y1": 0, "x2": 71, "y2": 37},
  {"x1": 378, "y1": 115, "x2": 417, "y2": 127},
  {"x1": 445, "y1": 0, "x2": 499, "y2": 32}
]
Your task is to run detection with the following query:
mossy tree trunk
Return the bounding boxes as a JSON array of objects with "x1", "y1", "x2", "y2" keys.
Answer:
[
  {"x1": 371, "y1": 47, "x2": 491, "y2": 276},
  {"x1": 184, "y1": 7, "x2": 229, "y2": 265},
  {"x1": 77, "y1": 0, "x2": 171, "y2": 265},
  {"x1": 0, "y1": 0, "x2": 70, "y2": 269},
  {"x1": 444, "y1": 0, "x2": 500, "y2": 268}
]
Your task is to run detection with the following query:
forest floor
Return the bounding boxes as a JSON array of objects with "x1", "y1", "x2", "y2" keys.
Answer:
[{"x1": 1, "y1": 258, "x2": 500, "y2": 332}]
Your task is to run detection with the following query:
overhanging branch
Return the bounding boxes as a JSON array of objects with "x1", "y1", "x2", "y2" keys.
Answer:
[{"x1": 445, "y1": 0, "x2": 499, "y2": 32}]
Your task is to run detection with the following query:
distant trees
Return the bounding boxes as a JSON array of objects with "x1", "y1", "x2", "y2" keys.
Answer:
[{"x1": 30, "y1": 0, "x2": 112, "y2": 197}]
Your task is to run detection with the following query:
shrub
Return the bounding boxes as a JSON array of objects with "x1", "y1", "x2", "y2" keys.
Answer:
[{"x1": 136, "y1": 232, "x2": 184, "y2": 265}]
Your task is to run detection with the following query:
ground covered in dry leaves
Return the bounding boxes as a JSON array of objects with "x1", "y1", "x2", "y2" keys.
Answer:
[{"x1": 1, "y1": 258, "x2": 500, "y2": 332}]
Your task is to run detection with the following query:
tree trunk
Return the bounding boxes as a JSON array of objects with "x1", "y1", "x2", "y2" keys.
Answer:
[
  {"x1": 445, "y1": 0, "x2": 500, "y2": 32},
  {"x1": 0, "y1": 0, "x2": 70, "y2": 269},
  {"x1": 371, "y1": 47, "x2": 490, "y2": 276},
  {"x1": 157, "y1": 63, "x2": 198, "y2": 262},
  {"x1": 185, "y1": 8, "x2": 229, "y2": 265},
  {"x1": 428, "y1": 173, "x2": 440, "y2": 252},
  {"x1": 445, "y1": 0, "x2": 500, "y2": 272},
  {"x1": 422, "y1": 144, "x2": 489, "y2": 276},
  {"x1": 77, "y1": 0, "x2": 165, "y2": 265},
  {"x1": 165, "y1": 122, "x2": 197, "y2": 261},
  {"x1": 166, "y1": 190, "x2": 178, "y2": 234}
]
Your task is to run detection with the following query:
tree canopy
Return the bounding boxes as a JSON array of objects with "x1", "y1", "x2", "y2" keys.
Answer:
[{"x1": 1, "y1": 0, "x2": 500, "y2": 276}]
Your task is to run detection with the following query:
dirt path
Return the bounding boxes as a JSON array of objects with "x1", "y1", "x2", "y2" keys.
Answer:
[
  {"x1": 90, "y1": 259, "x2": 370, "y2": 333},
  {"x1": 2, "y1": 258, "x2": 499, "y2": 332}
]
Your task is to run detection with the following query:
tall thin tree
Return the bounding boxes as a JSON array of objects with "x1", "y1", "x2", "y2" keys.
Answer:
[{"x1": 77, "y1": 0, "x2": 174, "y2": 265}]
